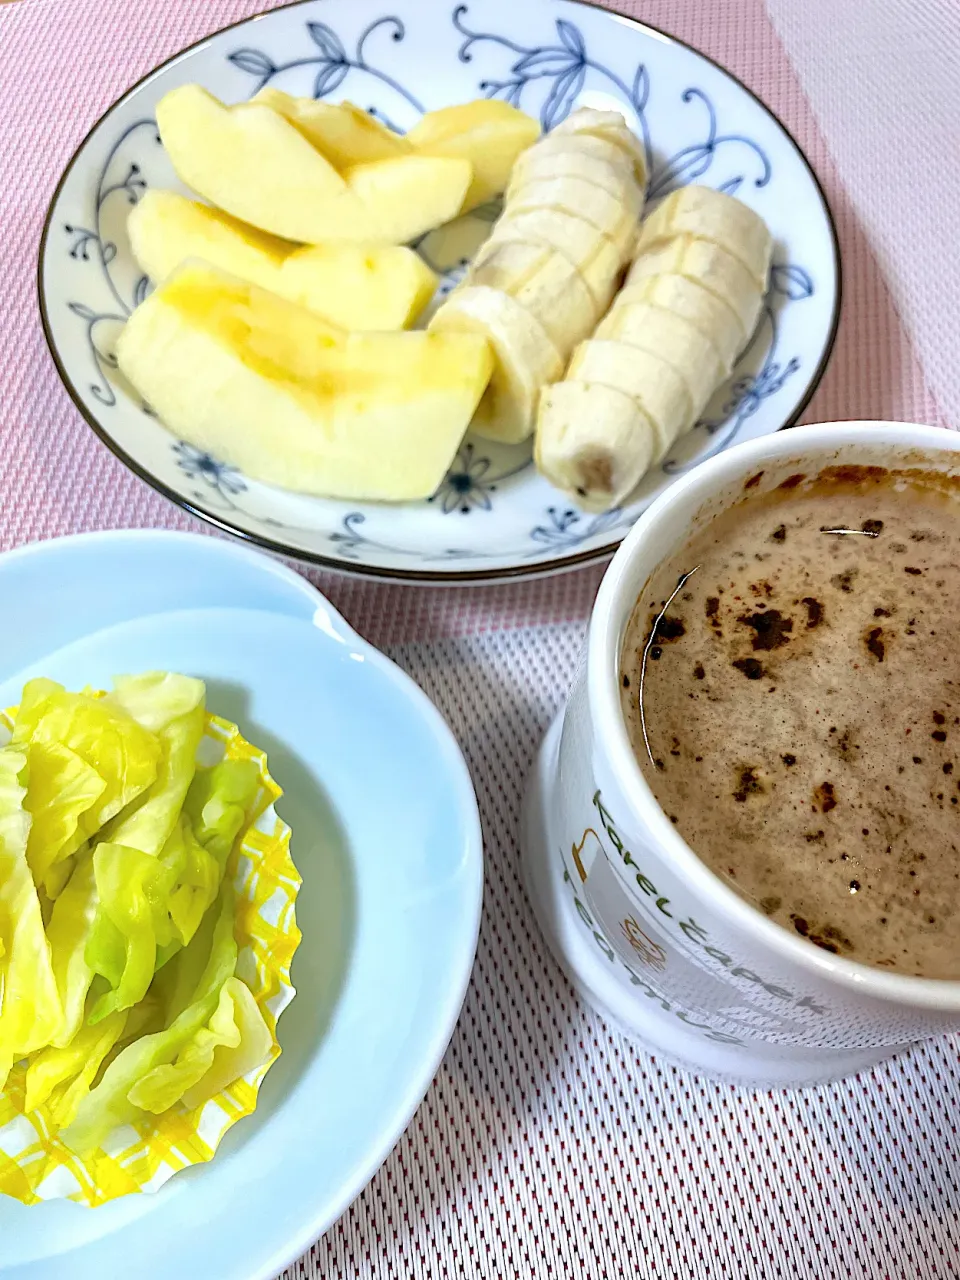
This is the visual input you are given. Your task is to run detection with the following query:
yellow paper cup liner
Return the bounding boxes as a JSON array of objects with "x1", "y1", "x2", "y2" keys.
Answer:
[{"x1": 0, "y1": 709, "x2": 301, "y2": 1207}]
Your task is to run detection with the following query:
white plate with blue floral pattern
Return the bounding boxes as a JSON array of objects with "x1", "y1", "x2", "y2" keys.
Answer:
[{"x1": 39, "y1": 0, "x2": 840, "y2": 583}]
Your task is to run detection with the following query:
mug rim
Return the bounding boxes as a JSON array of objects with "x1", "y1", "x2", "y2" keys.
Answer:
[{"x1": 590, "y1": 420, "x2": 960, "y2": 1010}]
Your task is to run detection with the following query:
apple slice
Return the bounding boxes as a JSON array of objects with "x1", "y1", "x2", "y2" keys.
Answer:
[
  {"x1": 156, "y1": 85, "x2": 471, "y2": 244},
  {"x1": 116, "y1": 261, "x2": 493, "y2": 502},
  {"x1": 407, "y1": 99, "x2": 540, "y2": 211},
  {"x1": 156, "y1": 85, "x2": 354, "y2": 242},
  {"x1": 128, "y1": 190, "x2": 438, "y2": 329},
  {"x1": 128, "y1": 189, "x2": 288, "y2": 292},
  {"x1": 343, "y1": 154, "x2": 472, "y2": 244},
  {"x1": 253, "y1": 88, "x2": 410, "y2": 166},
  {"x1": 278, "y1": 242, "x2": 437, "y2": 330}
]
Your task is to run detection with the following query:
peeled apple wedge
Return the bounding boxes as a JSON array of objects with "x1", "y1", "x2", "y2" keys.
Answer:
[
  {"x1": 157, "y1": 86, "x2": 349, "y2": 239},
  {"x1": 551, "y1": 107, "x2": 648, "y2": 186},
  {"x1": 429, "y1": 285, "x2": 563, "y2": 443},
  {"x1": 536, "y1": 381, "x2": 657, "y2": 511},
  {"x1": 128, "y1": 189, "x2": 288, "y2": 292},
  {"x1": 116, "y1": 262, "x2": 493, "y2": 502},
  {"x1": 567, "y1": 339, "x2": 695, "y2": 459},
  {"x1": 128, "y1": 190, "x2": 437, "y2": 330},
  {"x1": 595, "y1": 300, "x2": 729, "y2": 417},
  {"x1": 637, "y1": 185, "x2": 772, "y2": 289},
  {"x1": 341, "y1": 154, "x2": 472, "y2": 242},
  {"x1": 406, "y1": 99, "x2": 540, "y2": 211},
  {"x1": 156, "y1": 85, "x2": 471, "y2": 245},
  {"x1": 616, "y1": 273, "x2": 745, "y2": 367},
  {"x1": 506, "y1": 176, "x2": 642, "y2": 240},
  {"x1": 627, "y1": 235, "x2": 762, "y2": 337},
  {"x1": 468, "y1": 240, "x2": 598, "y2": 351},
  {"x1": 277, "y1": 243, "x2": 437, "y2": 330},
  {"x1": 253, "y1": 88, "x2": 410, "y2": 166}
]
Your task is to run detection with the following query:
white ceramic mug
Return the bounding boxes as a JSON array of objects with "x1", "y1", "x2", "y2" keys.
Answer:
[{"x1": 522, "y1": 421, "x2": 960, "y2": 1087}]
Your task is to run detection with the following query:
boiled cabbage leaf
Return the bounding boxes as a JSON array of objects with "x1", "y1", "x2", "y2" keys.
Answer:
[
  {"x1": 0, "y1": 747, "x2": 63, "y2": 1087},
  {"x1": 85, "y1": 844, "x2": 177, "y2": 1023},
  {"x1": 46, "y1": 855, "x2": 100, "y2": 1047},
  {"x1": 24, "y1": 1007, "x2": 127, "y2": 1126},
  {"x1": 102, "y1": 673, "x2": 205, "y2": 857},
  {"x1": 129, "y1": 976, "x2": 271, "y2": 1114},
  {"x1": 62, "y1": 885, "x2": 238, "y2": 1157},
  {"x1": 185, "y1": 758, "x2": 260, "y2": 871},
  {"x1": 160, "y1": 815, "x2": 221, "y2": 948},
  {"x1": 23, "y1": 740, "x2": 106, "y2": 898},
  {"x1": 84, "y1": 675, "x2": 206, "y2": 1010},
  {"x1": 12, "y1": 679, "x2": 161, "y2": 842}
]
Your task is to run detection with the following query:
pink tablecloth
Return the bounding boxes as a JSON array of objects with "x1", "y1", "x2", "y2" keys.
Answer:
[{"x1": 1, "y1": 2, "x2": 959, "y2": 1278}]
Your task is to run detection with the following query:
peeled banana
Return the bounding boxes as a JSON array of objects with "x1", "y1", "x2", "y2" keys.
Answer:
[
  {"x1": 429, "y1": 285, "x2": 563, "y2": 442},
  {"x1": 506, "y1": 177, "x2": 642, "y2": 242},
  {"x1": 507, "y1": 145, "x2": 633, "y2": 202},
  {"x1": 535, "y1": 382, "x2": 655, "y2": 508},
  {"x1": 535, "y1": 183, "x2": 772, "y2": 510},
  {"x1": 615, "y1": 272, "x2": 744, "y2": 367},
  {"x1": 625, "y1": 234, "x2": 763, "y2": 337},
  {"x1": 567, "y1": 340, "x2": 694, "y2": 460},
  {"x1": 468, "y1": 241, "x2": 598, "y2": 351},
  {"x1": 550, "y1": 107, "x2": 647, "y2": 183},
  {"x1": 594, "y1": 300, "x2": 728, "y2": 418},
  {"x1": 636, "y1": 185, "x2": 772, "y2": 289},
  {"x1": 429, "y1": 107, "x2": 646, "y2": 443}
]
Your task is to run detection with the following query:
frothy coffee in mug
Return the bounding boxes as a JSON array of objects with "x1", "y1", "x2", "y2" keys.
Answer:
[{"x1": 620, "y1": 464, "x2": 960, "y2": 979}]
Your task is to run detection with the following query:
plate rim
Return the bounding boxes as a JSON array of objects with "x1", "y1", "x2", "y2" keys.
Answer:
[{"x1": 37, "y1": 0, "x2": 843, "y2": 587}]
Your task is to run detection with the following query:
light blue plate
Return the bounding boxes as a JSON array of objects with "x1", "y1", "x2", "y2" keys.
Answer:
[
  {"x1": 39, "y1": 0, "x2": 839, "y2": 583},
  {"x1": 0, "y1": 535, "x2": 482, "y2": 1280}
]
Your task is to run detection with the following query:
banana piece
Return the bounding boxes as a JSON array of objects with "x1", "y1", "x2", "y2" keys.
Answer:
[
  {"x1": 595, "y1": 300, "x2": 729, "y2": 419},
  {"x1": 550, "y1": 108, "x2": 647, "y2": 187},
  {"x1": 627, "y1": 235, "x2": 762, "y2": 337},
  {"x1": 431, "y1": 107, "x2": 646, "y2": 444},
  {"x1": 507, "y1": 146, "x2": 635, "y2": 202},
  {"x1": 496, "y1": 202, "x2": 640, "y2": 262},
  {"x1": 637, "y1": 185, "x2": 772, "y2": 289},
  {"x1": 535, "y1": 381, "x2": 657, "y2": 511},
  {"x1": 487, "y1": 209, "x2": 625, "y2": 304},
  {"x1": 510, "y1": 132, "x2": 635, "y2": 184},
  {"x1": 575, "y1": 238, "x2": 629, "y2": 314},
  {"x1": 534, "y1": 185, "x2": 770, "y2": 511},
  {"x1": 567, "y1": 339, "x2": 694, "y2": 460},
  {"x1": 467, "y1": 240, "x2": 597, "y2": 352},
  {"x1": 428, "y1": 285, "x2": 563, "y2": 443},
  {"x1": 506, "y1": 176, "x2": 642, "y2": 240},
  {"x1": 615, "y1": 273, "x2": 745, "y2": 367}
]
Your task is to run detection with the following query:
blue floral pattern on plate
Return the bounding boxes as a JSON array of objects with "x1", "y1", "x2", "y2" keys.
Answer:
[{"x1": 40, "y1": 0, "x2": 839, "y2": 581}]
